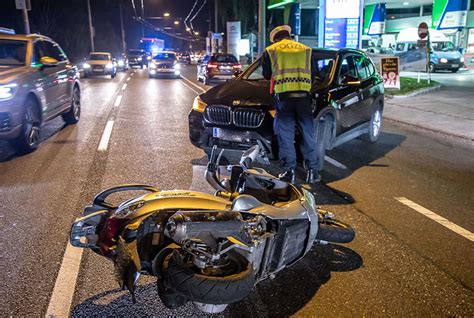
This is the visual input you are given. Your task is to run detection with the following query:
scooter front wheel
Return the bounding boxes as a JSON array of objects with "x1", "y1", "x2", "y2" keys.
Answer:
[{"x1": 316, "y1": 219, "x2": 355, "y2": 244}]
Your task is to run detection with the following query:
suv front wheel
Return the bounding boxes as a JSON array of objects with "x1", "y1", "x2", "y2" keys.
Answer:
[
  {"x1": 362, "y1": 105, "x2": 382, "y2": 143},
  {"x1": 62, "y1": 86, "x2": 81, "y2": 124},
  {"x1": 12, "y1": 98, "x2": 41, "y2": 154}
]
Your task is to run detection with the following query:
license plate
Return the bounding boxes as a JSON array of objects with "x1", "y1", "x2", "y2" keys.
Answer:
[
  {"x1": 212, "y1": 127, "x2": 221, "y2": 137},
  {"x1": 451, "y1": 64, "x2": 459, "y2": 67},
  {"x1": 221, "y1": 66, "x2": 231, "y2": 70},
  {"x1": 158, "y1": 69, "x2": 172, "y2": 72}
]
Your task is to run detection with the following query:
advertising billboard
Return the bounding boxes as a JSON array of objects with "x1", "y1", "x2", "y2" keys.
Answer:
[
  {"x1": 432, "y1": 0, "x2": 468, "y2": 30},
  {"x1": 319, "y1": 0, "x2": 363, "y2": 49},
  {"x1": 364, "y1": 3, "x2": 386, "y2": 36}
]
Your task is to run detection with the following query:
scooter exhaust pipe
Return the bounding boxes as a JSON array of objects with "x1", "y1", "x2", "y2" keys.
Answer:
[{"x1": 165, "y1": 210, "x2": 244, "y2": 243}]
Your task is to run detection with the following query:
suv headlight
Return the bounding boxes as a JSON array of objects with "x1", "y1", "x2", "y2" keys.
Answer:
[
  {"x1": 83, "y1": 62, "x2": 91, "y2": 68},
  {"x1": 174, "y1": 63, "x2": 181, "y2": 70},
  {"x1": 150, "y1": 62, "x2": 157, "y2": 69},
  {"x1": 440, "y1": 58, "x2": 448, "y2": 63},
  {"x1": 192, "y1": 96, "x2": 207, "y2": 112},
  {"x1": 460, "y1": 56, "x2": 465, "y2": 63},
  {"x1": 105, "y1": 62, "x2": 114, "y2": 69},
  {"x1": 137, "y1": 57, "x2": 142, "y2": 61},
  {"x1": 0, "y1": 83, "x2": 19, "y2": 100},
  {"x1": 118, "y1": 60, "x2": 124, "y2": 66}
]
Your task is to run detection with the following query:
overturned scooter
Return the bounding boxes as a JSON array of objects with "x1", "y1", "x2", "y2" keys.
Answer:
[{"x1": 70, "y1": 145, "x2": 355, "y2": 313}]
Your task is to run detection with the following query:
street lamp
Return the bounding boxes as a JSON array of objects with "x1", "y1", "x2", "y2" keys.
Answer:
[
  {"x1": 163, "y1": 12, "x2": 170, "y2": 17},
  {"x1": 174, "y1": 21, "x2": 179, "y2": 25}
]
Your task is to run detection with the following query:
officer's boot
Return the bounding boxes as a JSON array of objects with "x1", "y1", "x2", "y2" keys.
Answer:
[
  {"x1": 306, "y1": 168, "x2": 321, "y2": 184},
  {"x1": 279, "y1": 169, "x2": 295, "y2": 184}
]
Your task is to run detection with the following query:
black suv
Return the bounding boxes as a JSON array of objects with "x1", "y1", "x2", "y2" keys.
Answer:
[{"x1": 189, "y1": 48, "x2": 384, "y2": 170}]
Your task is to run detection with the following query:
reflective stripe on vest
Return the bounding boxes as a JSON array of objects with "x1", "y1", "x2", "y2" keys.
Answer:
[{"x1": 266, "y1": 39, "x2": 312, "y2": 94}]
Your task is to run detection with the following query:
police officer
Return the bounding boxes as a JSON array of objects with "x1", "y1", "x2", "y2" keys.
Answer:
[{"x1": 262, "y1": 25, "x2": 320, "y2": 184}]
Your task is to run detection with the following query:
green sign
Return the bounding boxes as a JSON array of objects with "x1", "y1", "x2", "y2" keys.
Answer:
[{"x1": 268, "y1": 0, "x2": 296, "y2": 10}]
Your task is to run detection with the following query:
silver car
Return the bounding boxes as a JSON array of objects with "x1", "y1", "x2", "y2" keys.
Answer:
[{"x1": 0, "y1": 33, "x2": 81, "y2": 153}]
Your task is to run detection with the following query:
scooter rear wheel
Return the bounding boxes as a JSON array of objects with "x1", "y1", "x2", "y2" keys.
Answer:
[
  {"x1": 316, "y1": 219, "x2": 355, "y2": 244},
  {"x1": 164, "y1": 252, "x2": 254, "y2": 305}
]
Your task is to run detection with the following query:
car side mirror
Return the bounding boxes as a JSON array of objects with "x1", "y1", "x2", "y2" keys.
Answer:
[
  {"x1": 40, "y1": 56, "x2": 59, "y2": 68},
  {"x1": 341, "y1": 75, "x2": 360, "y2": 86}
]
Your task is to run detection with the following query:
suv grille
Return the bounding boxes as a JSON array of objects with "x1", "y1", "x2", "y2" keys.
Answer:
[
  {"x1": 0, "y1": 113, "x2": 10, "y2": 131},
  {"x1": 205, "y1": 105, "x2": 264, "y2": 128},
  {"x1": 233, "y1": 108, "x2": 265, "y2": 128},
  {"x1": 205, "y1": 105, "x2": 232, "y2": 125}
]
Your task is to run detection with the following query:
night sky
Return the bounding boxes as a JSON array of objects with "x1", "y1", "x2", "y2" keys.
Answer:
[{"x1": 0, "y1": 0, "x2": 211, "y2": 59}]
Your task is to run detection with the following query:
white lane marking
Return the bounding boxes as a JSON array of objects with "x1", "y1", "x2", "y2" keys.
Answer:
[
  {"x1": 46, "y1": 243, "x2": 83, "y2": 317},
  {"x1": 97, "y1": 120, "x2": 115, "y2": 151},
  {"x1": 180, "y1": 80, "x2": 201, "y2": 95},
  {"x1": 395, "y1": 197, "x2": 474, "y2": 242},
  {"x1": 113, "y1": 95, "x2": 123, "y2": 107},
  {"x1": 126, "y1": 77, "x2": 131, "y2": 81},
  {"x1": 324, "y1": 155, "x2": 348, "y2": 170},
  {"x1": 180, "y1": 75, "x2": 206, "y2": 93},
  {"x1": 122, "y1": 83, "x2": 127, "y2": 90}
]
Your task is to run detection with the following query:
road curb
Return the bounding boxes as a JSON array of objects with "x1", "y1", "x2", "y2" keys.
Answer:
[
  {"x1": 383, "y1": 116, "x2": 474, "y2": 144},
  {"x1": 389, "y1": 84, "x2": 442, "y2": 98}
]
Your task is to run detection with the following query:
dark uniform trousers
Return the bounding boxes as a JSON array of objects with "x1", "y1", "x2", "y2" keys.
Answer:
[{"x1": 274, "y1": 93, "x2": 318, "y2": 170}]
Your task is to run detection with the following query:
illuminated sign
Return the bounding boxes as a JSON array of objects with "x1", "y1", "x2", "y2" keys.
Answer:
[
  {"x1": 432, "y1": 0, "x2": 468, "y2": 30},
  {"x1": 267, "y1": 0, "x2": 296, "y2": 10},
  {"x1": 320, "y1": 0, "x2": 362, "y2": 49},
  {"x1": 326, "y1": 0, "x2": 361, "y2": 19}
]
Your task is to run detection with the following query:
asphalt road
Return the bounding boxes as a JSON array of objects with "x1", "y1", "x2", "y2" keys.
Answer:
[{"x1": 1, "y1": 65, "x2": 473, "y2": 316}]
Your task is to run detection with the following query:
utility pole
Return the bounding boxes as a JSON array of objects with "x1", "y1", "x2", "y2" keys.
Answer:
[
  {"x1": 119, "y1": 2, "x2": 126, "y2": 53},
  {"x1": 22, "y1": 8, "x2": 30, "y2": 34},
  {"x1": 87, "y1": 0, "x2": 95, "y2": 52},
  {"x1": 258, "y1": 0, "x2": 266, "y2": 54},
  {"x1": 214, "y1": 0, "x2": 218, "y2": 32},
  {"x1": 141, "y1": 0, "x2": 145, "y2": 37}
]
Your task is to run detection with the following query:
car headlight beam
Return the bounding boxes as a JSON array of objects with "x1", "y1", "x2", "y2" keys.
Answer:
[
  {"x1": 0, "y1": 83, "x2": 19, "y2": 100},
  {"x1": 83, "y1": 63, "x2": 91, "y2": 68},
  {"x1": 105, "y1": 62, "x2": 114, "y2": 69}
]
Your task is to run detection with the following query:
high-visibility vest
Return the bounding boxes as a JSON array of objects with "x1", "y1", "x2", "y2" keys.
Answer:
[{"x1": 266, "y1": 38, "x2": 312, "y2": 94}]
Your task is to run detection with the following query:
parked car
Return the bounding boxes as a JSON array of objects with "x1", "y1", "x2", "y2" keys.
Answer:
[
  {"x1": 189, "y1": 48, "x2": 384, "y2": 171},
  {"x1": 148, "y1": 51, "x2": 181, "y2": 78},
  {"x1": 83, "y1": 52, "x2": 117, "y2": 78},
  {"x1": 128, "y1": 49, "x2": 147, "y2": 68},
  {"x1": 0, "y1": 33, "x2": 81, "y2": 153},
  {"x1": 177, "y1": 51, "x2": 191, "y2": 64},
  {"x1": 113, "y1": 52, "x2": 129, "y2": 71},
  {"x1": 197, "y1": 53, "x2": 242, "y2": 84}
]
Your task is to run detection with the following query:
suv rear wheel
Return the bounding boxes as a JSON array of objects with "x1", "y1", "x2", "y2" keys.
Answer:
[{"x1": 12, "y1": 98, "x2": 41, "y2": 154}]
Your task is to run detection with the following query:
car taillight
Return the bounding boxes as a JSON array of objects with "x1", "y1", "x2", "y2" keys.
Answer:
[
  {"x1": 233, "y1": 64, "x2": 242, "y2": 69},
  {"x1": 207, "y1": 63, "x2": 218, "y2": 69}
]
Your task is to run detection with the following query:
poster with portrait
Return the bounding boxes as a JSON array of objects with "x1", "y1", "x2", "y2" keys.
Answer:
[{"x1": 380, "y1": 57, "x2": 400, "y2": 89}]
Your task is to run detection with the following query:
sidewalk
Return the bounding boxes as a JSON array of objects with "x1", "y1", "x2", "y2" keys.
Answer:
[{"x1": 383, "y1": 86, "x2": 474, "y2": 142}]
